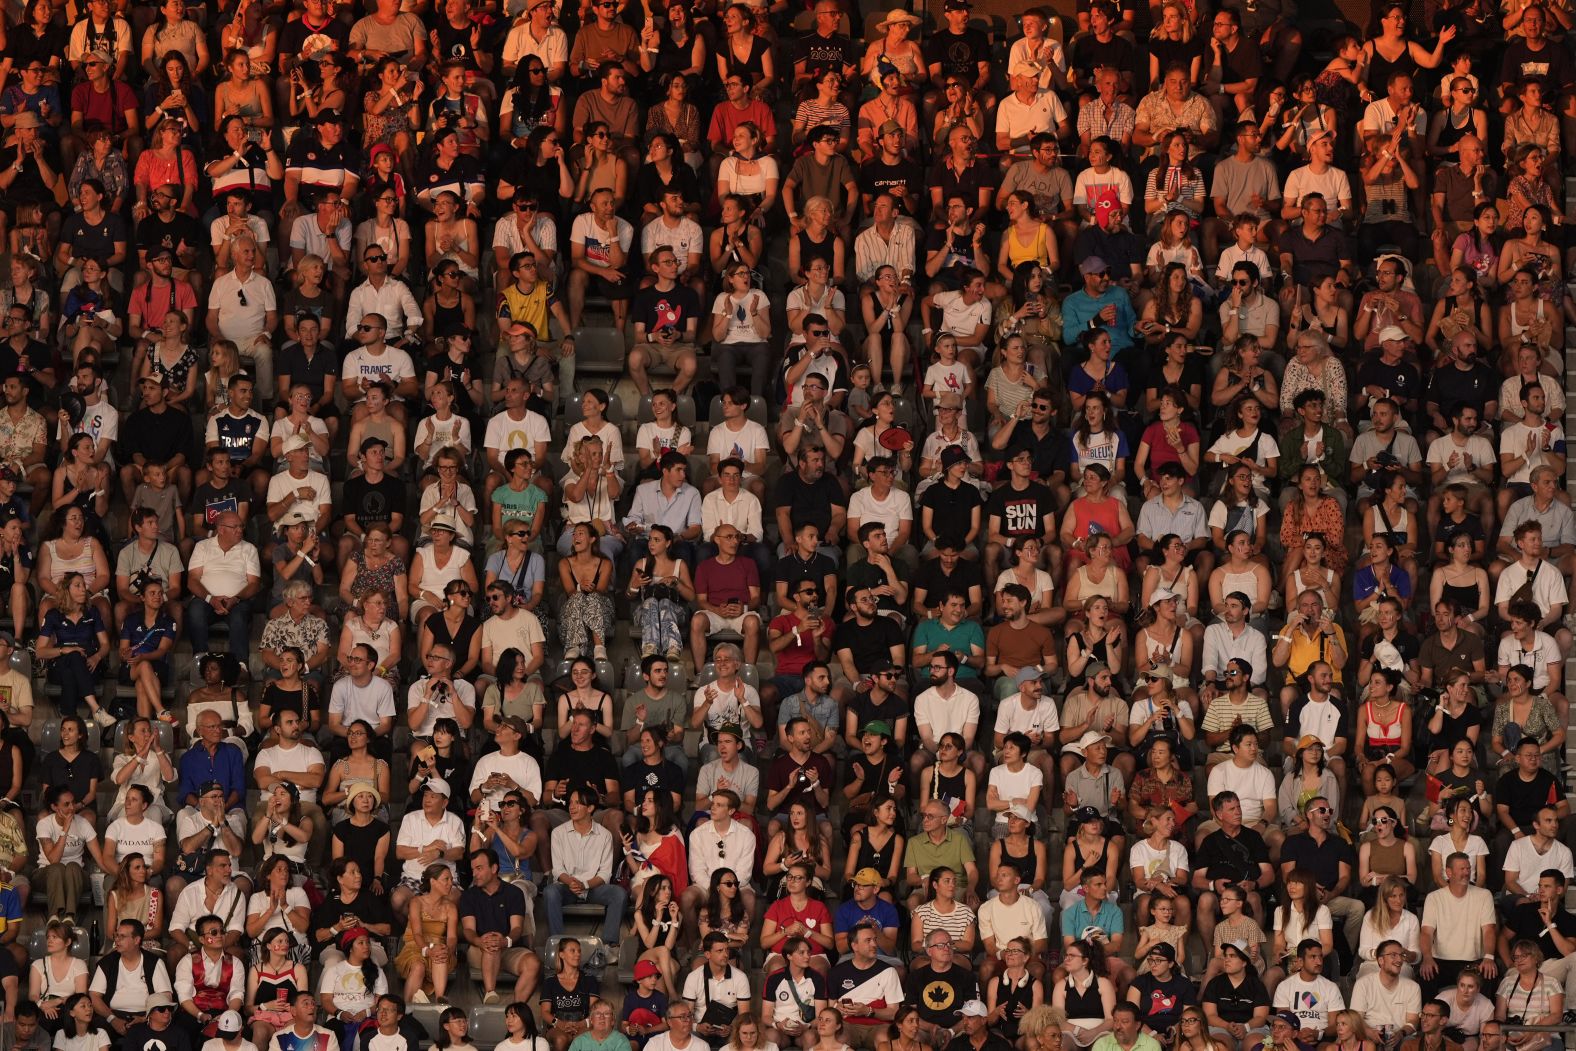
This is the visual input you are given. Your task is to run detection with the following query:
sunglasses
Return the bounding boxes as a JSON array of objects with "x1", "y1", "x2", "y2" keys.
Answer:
[{"x1": 357, "y1": 323, "x2": 381, "y2": 332}]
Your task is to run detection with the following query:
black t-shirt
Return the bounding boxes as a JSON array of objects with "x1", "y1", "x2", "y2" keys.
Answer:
[
  {"x1": 1435, "y1": 512, "x2": 1485, "y2": 553},
  {"x1": 190, "y1": 478, "x2": 248, "y2": 533},
  {"x1": 776, "y1": 550, "x2": 837, "y2": 599},
  {"x1": 927, "y1": 161, "x2": 996, "y2": 217},
  {"x1": 1280, "y1": 225, "x2": 1350, "y2": 288},
  {"x1": 330, "y1": 819, "x2": 392, "y2": 885},
  {"x1": 1000, "y1": 422, "x2": 1072, "y2": 484},
  {"x1": 124, "y1": 1021, "x2": 192, "y2": 1051},
  {"x1": 0, "y1": 338, "x2": 51, "y2": 403},
  {"x1": 1354, "y1": 353, "x2": 1423, "y2": 414},
  {"x1": 911, "y1": 556, "x2": 986, "y2": 610},
  {"x1": 847, "y1": 691, "x2": 907, "y2": 750},
  {"x1": 859, "y1": 158, "x2": 925, "y2": 214},
  {"x1": 919, "y1": 480, "x2": 984, "y2": 544},
  {"x1": 276, "y1": 343, "x2": 340, "y2": 400},
  {"x1": 341, "y1": 471, "x2": 404, "y2": 530},
  {"x1": 985, "y1": 481, "x2": 1056, "y2": 541},
  {"x1": 544, "y1": 742, "x2": 620, "y2": 806},
  {"x1": 620, "y1": 756, "x2": 685, "y2": 803},
  {"x1": 136, "y1": 212, "x2": 202, "y2": 258},
  {"x1": 845, "y1": 559, "x2": 904, "y2": 616},
  {"x1": 1196, "y1": 826, "x2": 1270, "y2": 883},
  {"x1": 844, "y1": 748, "x2": 902, "y2": 796},
  {"x1": 1214, "y1": 36, "x2": 1264, "y2": 87},
  {"x1": 59, "y1": 209, "x2": 128, "y2": 261},
  {"x1": 119, "y1": 405, "x2": 193, "y2": 466},
  {"x1": 278, "y1": 15, "x2": 350, "y2": 62},
  {"x1": 906, "y1": 964, "x2": 979, "y2": 1026},
  {"x1": 1279, "y1": 831, "x2": 1355, "y2": 893},
  {"x1": 774, "y1": 471, "x2": 847, "y2": 536},
  {"x1": 38, "y1": 748, "x2": 98, "y2": 803},
  {"x1": 797, "y1": 31, "x2": 857, "y2": 76},
  {"x1": 1427, "y1": 361, "x2": 1497, "y2": 416},
  {"x1": 309, "y1": 889, "x2": 394, "y2": 954},
  {"x1": 630, "y1": 283, "x2": 703, "y2": 337},
  {"x1": 1201, "y1": 972, "x2": 1269, "y2": 1023},
  {"x1": 1499, "y1": 39, "x2": 1576, "y2": 91},
  {"x1": 541, "y1": 973, "x2": 600, "y2": 1022},
  {"x1": 1357, "y1": 629, "x2": 1420, "y2": 668},
  {"x1": 831, "y1": 614, "x2": 906, "y2": 676},
  {"x1": 1495, "y1": 768, "x2": 1565, "y2": 827},
  {"x1": 924, "y1": 28, "x2": 991, "y2": 78},
  {"x1": 1069, "y1": 34, "x2": 1137, "y2": 81},
  {"x1": 1132, "y1": 971, "x2": 1197, "y2": 1031},
  {"x1": 1505, "y1": 900, "x2": 1576, "y2": 958}
]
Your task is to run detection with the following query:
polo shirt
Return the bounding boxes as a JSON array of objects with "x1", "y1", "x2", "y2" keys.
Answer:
[
  {"x1": 1060, "y1": 896, "x2": 1123, "y2": 941},
  {"x1": 911, "y1": 619, "x2": 985, "y2": 681},
  {"x1": 1202, "y1": 972, "x2": 1270, "y2": 1024},
  {"x1": 1279, "y1": 831, "x2": 1354, "y2": 894},
  {"x1": 458, "y1": 880, "x2": 526, "y2": 937},
  {"x1": 902, "y1": 829, "x2": 973, "y2": 877}
]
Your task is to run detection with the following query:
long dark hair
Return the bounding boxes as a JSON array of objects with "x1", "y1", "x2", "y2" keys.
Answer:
[
  {"x1": 706, "y1": 868, "x2": 746, "y2": 927},
  {"x1": 1074, "y1": 389, "x2": 1114, "y2": 448}
]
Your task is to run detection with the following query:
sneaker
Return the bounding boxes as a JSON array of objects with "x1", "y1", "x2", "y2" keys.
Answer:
[
  {"x1": 564, "y1": 646, "x2": 581, "y2": 660},
  {"x1": 603, "y1": 945, "x2": 620, "y2": 966},
  {"x1": 156, "y1": 710, "x2": 177, "y2": 724},
  {"x1": 410, "y1": 991, "x2": 430, "y2": 1005},
  {"x1": 665, "y1": 648, "x2": 683, "y2": 661},
  {"x1": 1564, "y1": 1011, "x2": 1576, "y2": 1025},
  {"x1": 93, "y1": 708, "x2": 116, "y2": 728},
  {"x1": 593, "y1": 643, "x2": 608, "y2": 661},
  {"x1": 483, "y1": 991, "x2": 500, "y2": 1005}
]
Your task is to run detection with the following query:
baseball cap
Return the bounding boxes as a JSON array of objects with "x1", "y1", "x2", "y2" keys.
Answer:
[
  {"x1": 1274, "y1": 1012, "x2": 1302, "y2": 1030},
  {"x1": 0, "y1": 631, "x2": 15, "y2": 648},
  {"x1": 1006, "y1": 803, "x2": 1034, "y2": 823},
  {"x1": 1221, "y1": 940, "x2": 1253, "y2": 961},
  {"x1": 861, "y1": 721, "x2": 892, "y2": 738},
  {"x1": 715, "y1": 722, "x2": 744, "y2": 742},
  {"x1": 146, "y1": 245, "x2": 174, "y2": 262},
  {"x1": 1147, "y1": 942, "x2": 1177, "y2": 963},
  {"x1": 1378, "y1": 325, "x2": 1408, "y2": 343},
  {"x1": 199, "y1": 780, "x2": 225, "y2": 796},
  {"x1": 879, "y1": 119, "x2": 903, "y2": 136},
  {"x1": 943, "y1": 0, "x2": 972, "y2": 9},
  {"x1": 852, "y1": 868, "x2": 884, "y2": 886},
  {"x1": 1064, "y1": 731, "x2": 1111, "y2": 757},
  {"x1": 278, "y1": 510, "x2": 311, "y2": 527},
  {"x1": 424, "y1": 777, "x2": 452, "y2": 797},
  {"x1": 358, "y1": 436, "x2": 390, "y2": 455},
  {"x1": 217, "y1": 1012, "x2": 243, "y2": 1035},
  {"x1": 313, "y1": 108, "x2": 343, "y2": 124},
  {"x1": 1014, "y1": 667, "x2": 1041, "y2": 687},
  {"x1": 1070, "y1": 805, "x2": 1102, "y2": 825},
  {"x1": 959, "y1": 1000, "x2": 988, "y2": 1018},
  {"x1": 282, "y1": 433, "x2": 311, "y2": 454},
  {"x1": 1079, "y1": 255, "x2": 1109, "y2": 275},
  {"x1": 634, "y1": 960, "x2": 661, "y2": 981},
  {"x1": 500, "y1": 715, "x2": 530, "y2": 736}
]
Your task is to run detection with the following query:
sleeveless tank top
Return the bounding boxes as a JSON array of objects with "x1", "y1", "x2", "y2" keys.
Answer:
[
  {"x1": 999, "y1": 837, "x2": 1035, "y2": 884},
  {"x1": 795, "y1": 228, "x2": 836, "y2": 276},
  {"x1": 854, "y1": 827, "x2": 898, "y2": 877},
  {"x1": 1440, "y1": 579, "x2": 1481, "y2": 613},
  {"x1": 1005, "y1": 223, "x2": 1052, "y2": 270},
  {"x1": 255, "y1": 965, "x2": 301, "y2": 1005},
  {"x1": 1363, "y1": 701, "x2": 1406, "y2": 749},
  {"x1": 1220, "y1": 568, "x2": 1259, "y2": 607},
  {"x1": 1063, "y1": 973, "x2": 1105, "y2": 1019}
]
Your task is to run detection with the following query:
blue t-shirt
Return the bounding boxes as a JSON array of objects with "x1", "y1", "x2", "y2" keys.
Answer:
[
  {"x1": 120, "y1": 610, "x2": 177, "y2": 677},
  {"x1": 620, "y1": 989, "x2": 669, "y2": 1050},
  {"x1": 833, "y1": 897, "x2": 902, "y2": 937}
]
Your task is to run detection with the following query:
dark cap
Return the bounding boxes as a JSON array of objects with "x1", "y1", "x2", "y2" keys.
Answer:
[
  {"x1": 358, "y1": 436, "x2": 390, "y2": 455},
  {"x1": 313, "y1": 108, "x2": 343, "y2": 124},
  {"x1": 1147, "y1": 942, "x2": 1177, "y2": 963},
  {"x1": 440, "y1": 321, "x2": 474, "y2": 341},
  {"x1": 198, "y1": 779, "x2": 225, "y2": 796},
  {"x1": 1071, "y1": 805, "x2": 1102, "y2": 825},
  {"x1": 943, "y1": 0, "x2": 972, "y2": 9},
  {"x1": 868, "y1": 658, "x2": 897, "y2": 674},
  {"x1": 941, "y1": 445, "x2": 968, "y2": 470},
  {"x1": 146, "y1": 245, "x2": 174, "y2": 262}
]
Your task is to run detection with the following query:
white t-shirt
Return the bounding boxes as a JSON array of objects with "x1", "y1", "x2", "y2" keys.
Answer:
[
  {"x1": 1494, "y1": 630, "x2": 1564, "y2": 690},
  {"x1": 1499, "y1": 420, "x2": 1567, "y2": 484},
  {"x1": 1128, "y1": 838, "x2": 1189, "y2": 882},
  {"x1": 1502, "y1": 836, "x2": 1575, "y2": 884},
  {"x1": 641, "y1": 216, "x2": 705, "y2": 263},
  {"x1": 987, "y1": 763, "x2": 1043, "y2": 823},
  {"x1": 710, "y1": 290, "x2": 771, "y2": 344},
  {"x1": 847, "y1": 486, "x2": 913, "y2": 539},
  {"x1": 681, "y1": 965, "x2": 753, "y2": 1014},
  {"x1": 1425, "y1": 434, "x2": 1497, "y2": 487},
  {"x1": 104, "y1": 815, "x2": 168, "y2": 863},
  {"x1": 265, "y1": 470, "x2": 330, "y2": 525},
  {"x1": 318, "y1": 959, "x2": 388, "y2": 1016},
  {"x1": 993, "y1": 695, "x2": 1060, "y2": 739},
  {"x1": 1283, "y1": 165, "x2": 1353, "y2": 209},
  {"x1": 932, "y1": 291, "x2": 992, "y2": 344},
  {"x1": 569, "y1": 213, "x2": 634, "y2": 270},
  {"x1": 328, "y1": 676, "x2": 397, "y2": 729},
  {"x1": 483, "y1": 408, "x2": 551, "y2": 456},
  {"x1": 1206, "y1": 761, "x2": 1275, "y2": 825},
  {"x1": 35, "y1": 813, "x2": 94, "y2": 867},
  {"x1": 254, "y1": 741, "x2": 327, "y2": 803},
  {"x1": 913, "y1": 686, "x2": 980, "y2": 738},
  {"x1": 706, "y1": 420, "x2": 771, "y2": 466},
  {"x1": 468, "y1": 749, "x2": 544, "y2": 809},
  {"x1": 1272, "y1": 903, "x2": 1334, "y2": 954},
  {"x1": 1274, "y1": 973, "x2": 1345, "y2": 1032},
  {"x1": 994, "y1": 90, "x2": 1069, "y2": 147},
  {"x1": 340, "y1": 346, "x2": 417, "y2": 391}
]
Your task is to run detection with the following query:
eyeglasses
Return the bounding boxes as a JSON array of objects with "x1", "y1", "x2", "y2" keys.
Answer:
[{"x1": 236, "y1": 288, "x2": 249, "y2": 307}]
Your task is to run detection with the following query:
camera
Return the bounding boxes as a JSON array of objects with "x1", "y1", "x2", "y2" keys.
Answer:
[{"x1": 130, "y1": 570, "x2": 157, "y2": 595}]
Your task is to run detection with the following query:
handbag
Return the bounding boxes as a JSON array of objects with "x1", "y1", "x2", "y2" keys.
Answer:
[
  {"x1": 784, "y1": 972, "x2": 815, "y2": 1025},
  {"x1": 700, "y1": 968, "x2": 739, "y2": 1028},
  {"x1": 174, "y1": 823, "x2": 219, "y2": 879}
]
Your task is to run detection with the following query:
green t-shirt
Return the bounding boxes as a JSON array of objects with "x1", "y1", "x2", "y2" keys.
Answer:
[{"x1": 910, "y1": 618, "x2": 986, "y2": 681}]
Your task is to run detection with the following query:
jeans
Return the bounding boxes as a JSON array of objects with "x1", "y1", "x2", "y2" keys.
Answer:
[
  {"x1": 186, "y1": 595, "x2": 254, "y2": 653},
  {"x1": 542, "y1": 879, "x2": 626, "y2": 945}
]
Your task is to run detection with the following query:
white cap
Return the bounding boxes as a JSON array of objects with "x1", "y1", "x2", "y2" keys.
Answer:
[
  {"x1": 959, "y1": 1001, "x2": 989, "y2": 1019},
  {"x1": 217, "y1": 1011, "x2": 243, "y2": 1035},
  {"x1": 424, "y1": 777, "x2": 451, "y2": 797}
]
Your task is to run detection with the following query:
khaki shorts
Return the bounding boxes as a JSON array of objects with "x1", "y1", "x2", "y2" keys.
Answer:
[
  {"x1": 845, "y1": 1022, "x2": 887, "y2": 1050},
  {"x1": 466, "y1": 944, "x2": 536, "y2": 975},
  {"x1": 702, "y1": 610, "x2": 760, "y2": 633},
  {"x1": 635, "y1": 340, "x2": 697, "y2": 367}
]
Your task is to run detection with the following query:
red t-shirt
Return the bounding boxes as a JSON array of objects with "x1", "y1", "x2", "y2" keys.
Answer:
[
  {"x1": 763, "y1": 894, "x2": 833, "y2": 954},
  {"x1": 694, "y1": 555, "x2": 758, "y2": 607},
  {"x1": 768, "y1": 613, "x2": 833, "y2": 677}
]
